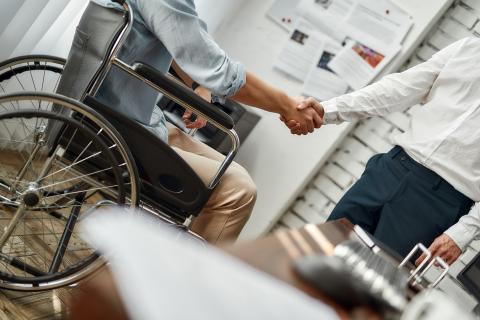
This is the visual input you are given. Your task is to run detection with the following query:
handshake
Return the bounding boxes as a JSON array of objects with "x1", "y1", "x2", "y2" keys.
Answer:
[
  {"x1": 182, "y1": 85, "x2": 326, "y2": 136},
  {"x1": 280, "y1": 97, "x2": 325, "y2": 135}
]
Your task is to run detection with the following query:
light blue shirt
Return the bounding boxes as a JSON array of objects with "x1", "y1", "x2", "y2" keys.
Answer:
[{"x1": 94, "y1": 0, "x2": 246, "y2": 142}]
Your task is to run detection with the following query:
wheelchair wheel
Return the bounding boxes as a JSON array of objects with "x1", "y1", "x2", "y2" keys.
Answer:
[
  {"x1": 0, "y1": 92, "x2": 139, "y2": 290},
  {"x1": 0, "y1": 55, "x2": 65, "y2": 97}
]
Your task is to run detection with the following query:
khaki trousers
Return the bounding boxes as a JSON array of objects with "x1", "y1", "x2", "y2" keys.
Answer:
[{"x1": 168, "y1": 126, "x2": 257, "y2": 244}]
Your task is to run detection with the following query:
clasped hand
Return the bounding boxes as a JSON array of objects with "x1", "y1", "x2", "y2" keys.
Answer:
[
  {"x1": 280, "y1": 97, "x2": 325, "y2": 135},
  {"x1": 182, "y1": 87, "x2": 210, "y2": 129}
]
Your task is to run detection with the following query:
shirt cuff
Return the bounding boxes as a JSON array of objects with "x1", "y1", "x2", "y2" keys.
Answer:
[
  {"x1": 445, "y1": 223, "x2": 476, "y2": 251},
  {"x1": 321, "y1": 99, "x2": 342, "y2": 125},
  {"x1": 211, "y1": 63, "x2": 246, "y2": 104}
]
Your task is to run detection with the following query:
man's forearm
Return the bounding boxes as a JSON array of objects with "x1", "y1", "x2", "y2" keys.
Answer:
[
  {"x1": 172, "y1": 65, "x2": 320, "y2": 133},
  {"x1": 172, "y1": 62, "x2": 294, "y2": 115},
  {"x1": 231, "y1": 72, "x2": 294, "y2": 115}
]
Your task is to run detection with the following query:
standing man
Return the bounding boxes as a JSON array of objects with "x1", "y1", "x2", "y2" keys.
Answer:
[
  {"x1": 91, "y1": 0, "x2": 321, "y2": 244},
  {"x1": 287, "y1": 37, "x2": 480, "y2": 265}
]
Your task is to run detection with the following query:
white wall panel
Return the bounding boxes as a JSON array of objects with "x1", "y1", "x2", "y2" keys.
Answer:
[
  {"x1": 12, "y1": 0, "x2": 72, "y2": 57},
  {"x1": 0, "y1": 0, "x2": 25, "y2": 37},
  {"x1": 0, "y1": 0, "x2": 49, "y2": 60}
]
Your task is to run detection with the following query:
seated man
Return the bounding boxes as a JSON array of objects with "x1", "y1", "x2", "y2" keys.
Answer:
[
  {"x1": 93, "y1": 0, "x2": 321, "y2": 244},
  {"x1": 286, "y1": 37, "x2": 480, "y2": 265}
]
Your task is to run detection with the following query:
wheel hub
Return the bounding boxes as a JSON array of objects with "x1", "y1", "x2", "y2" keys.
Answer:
[{"x1": 22, "y1": 183, "x2": 41, "y2": 207}]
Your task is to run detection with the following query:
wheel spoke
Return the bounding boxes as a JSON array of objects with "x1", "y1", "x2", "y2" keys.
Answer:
[{"x1": 0, "y1": 81, "x2": 137, "y2": 289}]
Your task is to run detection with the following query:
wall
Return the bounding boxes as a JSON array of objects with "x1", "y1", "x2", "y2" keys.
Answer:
[
  {"x1": 0, "y1": 0, "x2": 49, "y2": 60},
  {"x1": 214, "y1": 0, "x2": 454, "y2": 240},
  {"x1": 0, "y1": 0, "x2": 246, "y2": 60},
  {"x1": 196, "y1": 0, "x2": 248, "y2": 35}
]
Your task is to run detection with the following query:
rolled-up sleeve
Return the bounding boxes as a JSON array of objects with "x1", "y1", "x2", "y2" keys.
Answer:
[{"x1": 136, "y1": 0, "x2": 246, "y2": 102}]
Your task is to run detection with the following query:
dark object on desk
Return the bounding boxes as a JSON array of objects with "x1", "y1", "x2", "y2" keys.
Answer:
[
  {"x1": 294, "y1": 240, "x2": 408, "y2": 313},
  {"x1": 294, "y1": 255, "x2": 374, "y2": 310},
  {"x1": 158, "y1": 96, "x2": 261, "y2": 155},
  {"x1": 458, "y1": 251, "x2": 480, "y2": 302}
]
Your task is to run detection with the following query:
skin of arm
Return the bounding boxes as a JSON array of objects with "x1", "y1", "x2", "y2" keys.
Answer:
[{"x1": 172, "y1": 62, "x2": 322, "y2": 133}]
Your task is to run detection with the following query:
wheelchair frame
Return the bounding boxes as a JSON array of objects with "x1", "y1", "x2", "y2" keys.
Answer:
[{"x1": 90, "y1": 0, "x2": 240, "y2": 192}]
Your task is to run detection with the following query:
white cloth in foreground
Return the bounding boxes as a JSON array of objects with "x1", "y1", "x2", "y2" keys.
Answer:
[{"x1": 81, "y1": 209, "x2": 339, "y2": 320}]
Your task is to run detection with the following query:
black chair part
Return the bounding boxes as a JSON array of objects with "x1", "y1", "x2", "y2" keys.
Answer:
[
  {"x1": 133, "y1": 62, "x2": 235, "y2": 130},
  {"x1": 84, "y1": 95, "x2": 210, "y2": 218}
]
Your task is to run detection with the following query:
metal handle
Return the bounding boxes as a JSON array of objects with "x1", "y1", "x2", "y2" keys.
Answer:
[
  {"x1": 400, "y1": 243, "x2": 449, "y2": 288},
  {"x1": 399, "y1": 243, "x2": 431, "y2": 282}
]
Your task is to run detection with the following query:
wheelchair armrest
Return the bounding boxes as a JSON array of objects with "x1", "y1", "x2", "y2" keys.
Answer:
[{"x1": 133, "y1": 62, "x2": 235, "y2": 130}]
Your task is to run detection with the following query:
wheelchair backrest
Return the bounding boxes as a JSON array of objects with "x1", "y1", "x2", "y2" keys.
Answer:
[{"x1": 55, "y1": 1, "x2": 128, "y2": 100}]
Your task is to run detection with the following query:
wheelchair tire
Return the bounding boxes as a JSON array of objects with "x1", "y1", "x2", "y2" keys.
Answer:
[
  {"x1": 0, "y1": 92, "x2": 139, "y2": 291},
  {"x1": 0, "y1": 55, "x2": 65, "y2": 98}
]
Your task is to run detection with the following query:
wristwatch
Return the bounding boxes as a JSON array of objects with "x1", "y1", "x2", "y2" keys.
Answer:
[{"x1": 191, "y1": 81, "x2": 200, "y2": 91}]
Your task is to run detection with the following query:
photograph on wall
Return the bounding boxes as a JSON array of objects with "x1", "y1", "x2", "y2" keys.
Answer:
[
  {"x1": 352, "y1": 43, "x2": 385, "y2": 68},
  {"x1": 291, "y1": 29, "x2": 310, "y2": 45},
  {"x1": 317, "y1": 50, "x2": 335, "y2": 72}
]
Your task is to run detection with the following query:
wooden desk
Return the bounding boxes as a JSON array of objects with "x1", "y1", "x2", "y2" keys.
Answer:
[
  {"x1": 224, "y1": 219, "x2": 379, "y2": 319},
  {"x1": 69, "y1": 219, "x2": 378, "y2": 320}
]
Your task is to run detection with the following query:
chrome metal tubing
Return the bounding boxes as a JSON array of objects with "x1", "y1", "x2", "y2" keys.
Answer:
[
  {"x1": 12, "y1": 142, "x2": 42, "y2": 191},
  {"x1": 0, "y1": 204, "x2": 27, "y2": 250},
  {"x1": 111, "y1": 58, "x2": 241, "y2": 189},
  {"x1": 139, "y1": 202, "x2": 205, "y2": 242},
  {"x1": 208, "y1": 129, "x2": 240, "y2": 189},
  {"x1": 418, "y1": 256, "x2": 449, "y2": 288},
  {"x1": 86, "y1": 1, "x2": 134, "y2": 98},
  {"x1": 399, "y1": 243, "x2": 431, "y2": 282}
]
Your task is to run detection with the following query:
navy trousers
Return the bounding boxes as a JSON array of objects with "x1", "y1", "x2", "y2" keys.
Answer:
[{"x1": 328, "y1": 146, "x2": 474, "y2": 257}]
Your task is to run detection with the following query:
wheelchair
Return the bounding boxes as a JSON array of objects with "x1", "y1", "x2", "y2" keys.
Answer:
[{"x1": 0, "y1": 0, "x2": 240, "y2": 291}]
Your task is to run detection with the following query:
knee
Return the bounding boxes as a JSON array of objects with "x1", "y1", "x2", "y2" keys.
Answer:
[
  {"x1": 231, "y1": 166, "x2": 257, "y2": 208},
  {"x1": 217, "y1": 165, "x2": 257, "y2": 212},
  {"x1": 238, "y1": 174, "x2": 257, "y2": 209}
]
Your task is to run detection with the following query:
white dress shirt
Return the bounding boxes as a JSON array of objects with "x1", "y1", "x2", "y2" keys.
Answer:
[{"x1": 322, "y1": 37, "x2": 480, "y2": 250}]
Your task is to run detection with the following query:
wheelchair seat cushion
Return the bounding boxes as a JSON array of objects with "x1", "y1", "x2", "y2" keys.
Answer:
[{"x1": 84, "y1": 95, "x2": 211, "y2": 217}]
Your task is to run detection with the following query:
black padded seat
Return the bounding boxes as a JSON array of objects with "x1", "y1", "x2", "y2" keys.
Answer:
[
  {"x1": 84, "y1": 95, "x2": 210, "y2": 219},
  {"x1": 133, "y1": 62, "x2": 235, "y2": 130}
]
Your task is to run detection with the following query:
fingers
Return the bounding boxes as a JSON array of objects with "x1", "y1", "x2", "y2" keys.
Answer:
[
  {"x1": 287, "y1": 120, "x2": 298, "y2": 129},
  {"x1": 415, "y1": 235, "x2": 462, "y2": 267},
  {"x1": 186, "y1": 118, "x2": 207, "y2": 129},
  {"x1": 183, "y1": 110, "x2": 207, "y2": 129},
  {"x1": 416, "y1": 240, "x2": 440, "y2": 266},
  {"x1": 415, "y1": 254, "x2": 425, "y2": 267},
  {"x1": 182, "y1": 110, "x2": 192, "y2": 126},
  {"x1": 306, "y1": 117, "x2": 314, "y2": 133},
  {"x1": 296, "y1": 97, "x2": 323, "y2": 114},
  {"x1": 312, "y1": 110, "x2": 323, "y2": 128},
  {"x1": 296, "y1": 99, "x2": 309, "y2": 111},
  {"x1": 308, "y1": 98, "x2": 324, "y2": 118}
]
